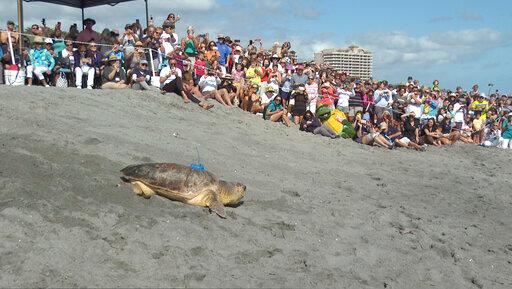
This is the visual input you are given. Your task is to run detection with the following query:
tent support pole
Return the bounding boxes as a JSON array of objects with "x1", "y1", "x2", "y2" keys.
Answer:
[
  {"x1": 81, "y1": 8, "x2": 85, "y2": 29},
  {"x1": 145, "y1": 0, "x2": 149, "y2": 28},
  {"x1": 17, "y1": 0, "x2": 23, "y2": 61}
]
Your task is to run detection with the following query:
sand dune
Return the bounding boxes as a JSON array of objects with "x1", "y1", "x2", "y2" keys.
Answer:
[{"x1": 0, "y1": 86, "x2": 511, "y2": 288}]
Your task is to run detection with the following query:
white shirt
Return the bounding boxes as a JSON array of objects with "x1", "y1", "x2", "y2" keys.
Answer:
[
  {"x1": 198, "y1": 75, "x2": 220, "y2": 92},
  {"x1": 336, "y1": 88, "x2": 354, "y2": 108},
  {"x1": 453, "y1": 102, "x2": 465, "y2": 123},
  {"x1": 374, "y1": 89, "x2": 393, "y2": 107},
  {"x1": 162, "y1": 41, "x2": 174, "y2": 56},
  {"x1": 159, "y1": 66, "x2": 182, "y2": 85}
]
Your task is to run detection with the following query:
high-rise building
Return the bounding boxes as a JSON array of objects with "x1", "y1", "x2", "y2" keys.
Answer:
[{"x1": 314, "y1": 45, "x2": 373, "y2": 80}]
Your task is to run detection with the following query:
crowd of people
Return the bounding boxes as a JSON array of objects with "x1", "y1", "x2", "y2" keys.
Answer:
[{"x1": 1, "y1": 15, "x2": 511, "y2": 150}]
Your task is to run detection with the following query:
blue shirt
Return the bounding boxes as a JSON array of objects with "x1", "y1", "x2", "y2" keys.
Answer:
[
  {"x1": 267, "y1": 101, "x2": 283, "y2": 112},
  {"x1": 216, "y1": 42, "x2": 231, "y2": 66}
]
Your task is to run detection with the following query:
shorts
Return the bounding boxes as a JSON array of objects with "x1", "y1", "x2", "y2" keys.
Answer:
[
  {"x1": 280, "y1": 89, "x2": 291, "y2": 100},
  {"x1": 399, "y1": 137, "x2": 411, "y2": 145},
  {"x1": 338, "y1": 106, "x2": 349, "y2": 114}
]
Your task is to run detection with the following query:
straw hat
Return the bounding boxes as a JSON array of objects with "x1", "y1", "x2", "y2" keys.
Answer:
[
  {"x1": 379, "y1": 122, "x2": 388, "y2": 130},
  {"x1": 32, "y1": 36, "x2": 44, "y2": 44}
]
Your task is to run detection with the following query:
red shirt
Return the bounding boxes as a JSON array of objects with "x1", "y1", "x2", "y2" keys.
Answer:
[{"x1": 194, "y1": 59, "x2": 206, "y2": 76}]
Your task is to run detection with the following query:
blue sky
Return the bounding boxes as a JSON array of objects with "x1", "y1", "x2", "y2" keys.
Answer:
[{"x1": 1, "y1": 0, "x2": 511, "y2": 93}]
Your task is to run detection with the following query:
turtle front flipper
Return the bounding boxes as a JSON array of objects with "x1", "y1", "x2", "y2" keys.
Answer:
[
  {"x1": 131, "y1": 181, "x2": 156, "y2": 199},
  {"x1": 208, "y1": 197, "x2": 226, "y2": 218},
  {"x1": 187, "y1": 189, "x2": 226, "y2": 218}
]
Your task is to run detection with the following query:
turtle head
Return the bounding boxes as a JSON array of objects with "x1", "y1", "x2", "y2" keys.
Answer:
[{"x1": 217, "y1": 181, "x2": 246, "y2": 205}]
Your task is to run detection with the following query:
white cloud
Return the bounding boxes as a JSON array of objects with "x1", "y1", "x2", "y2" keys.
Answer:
[
  {"x1": 150, "y1": 0, "x2": 216, "y2": 11},
  {"x1": 351, "y1": 28, "x2": 510, "y2": 66}
]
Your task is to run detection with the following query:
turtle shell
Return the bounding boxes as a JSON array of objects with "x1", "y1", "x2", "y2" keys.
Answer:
[{"x1": 121, "y1": 163, "x2": 219, "y2": 196}]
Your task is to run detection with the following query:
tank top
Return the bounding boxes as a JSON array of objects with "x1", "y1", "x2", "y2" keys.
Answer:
[{"x1": 184, "y1": 39, "x2": 198, "y2": 56}]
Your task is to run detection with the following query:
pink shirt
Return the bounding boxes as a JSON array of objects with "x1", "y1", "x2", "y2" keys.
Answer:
[{"x1": 305, "y1": 82, "x2": 318, "y2": 104}]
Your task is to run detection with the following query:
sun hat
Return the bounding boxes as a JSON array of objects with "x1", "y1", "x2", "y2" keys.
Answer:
[
  {"x1": 379, "y1": 122, "x2": 388, "y2": 130},
  {"x1": 108, "y1": 55, "x2": 119, "y2": 61},
  {"x1": 217, "y1": 34, "x2": 225, "y2": 39},
  {"x1": 32, "y1": 36, "x2": 44, "y2": 44},
  {"x1": 83, "y1": 18, "x2": 96, "y2": 26}
]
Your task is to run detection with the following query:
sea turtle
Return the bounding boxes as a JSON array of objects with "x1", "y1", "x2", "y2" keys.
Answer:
[{"x1": 120, "y1": 163, "x2": 246, "y2": 218}]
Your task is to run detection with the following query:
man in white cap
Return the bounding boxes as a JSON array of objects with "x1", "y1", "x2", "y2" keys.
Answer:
[{"x1": 131, "y1": 59, "x2": 158, "y2": 91}]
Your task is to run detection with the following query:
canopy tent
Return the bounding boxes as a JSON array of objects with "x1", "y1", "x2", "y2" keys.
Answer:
[{"x1": 17, "y1": 0, "x2": 150, "y2": 36}]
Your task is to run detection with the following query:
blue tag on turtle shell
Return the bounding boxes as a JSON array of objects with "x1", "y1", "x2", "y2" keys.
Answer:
[{"x1": 190, "y1": 163, "x2": 205, "y2": 171}]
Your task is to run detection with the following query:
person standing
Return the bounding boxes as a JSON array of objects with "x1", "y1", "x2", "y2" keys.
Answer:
[
  {"x1": 216, "y1": 35, "x2": 231, "y2": 75},
  {"x1": 374, "y1": 81, "x2": 393, "y2": 118},
  {"x1": 77, "y1": 18, "x2": 100, "y2": 43}
]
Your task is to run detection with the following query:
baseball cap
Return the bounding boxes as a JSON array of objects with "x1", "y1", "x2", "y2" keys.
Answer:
[
  {"x1": 44, "y1": 38, "x2": 53, "y2": 44},
  {"x1": 140, "y1": 59, "x2": 148, "y2": 65}
]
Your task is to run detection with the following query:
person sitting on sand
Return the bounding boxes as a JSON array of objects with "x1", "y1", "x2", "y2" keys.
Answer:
[
  {"x1": 482, "y1": 121, "x2": 502, "y2": 148},
  {"x1": 421, "y1": 118, "x2": 442, "y2": 146},
  {"x1": 358, "y1": 122, "x2": 390, "y2": 148},
  {"x1": 131, "y1": 60, "x2": 158, "y2": 91},
  {"x1": 299, "y1": 110, "x2": 338, "y2": 138},
  {"x1": 437, "y1": 114, "x2": 460, "y2": 145},
  {"x1": 500, "y1": 112, "x2": 512, "y2": 149},
  {"x1": 198, "y1": 70, "x2": 234, "y2": 107},
  {"x1": 400, "y1": 112, "x2": 423, "y2": 149},
  {"x1": 459, "y1": 116, "x2": 475, "y2": 144},
  {"x1": 373, "y1": 122, "x2": 394, "y2": 149},
  {"x1": 243, "y1": 84, "x2": 264, "y2": 114},
  {"x1": 160, "y1": 58, "x2": 190, "y2": 102},
  {"x1": 101, "y1": 55, "x2": 128, "y2": 89},
  {"x1": 264, "y1": 95, "x2": 291, "y2": 127}
]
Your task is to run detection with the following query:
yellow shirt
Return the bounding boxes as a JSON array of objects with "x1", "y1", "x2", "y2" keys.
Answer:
[
  {"x1": 473, "y1": 118, "x2": 483, "y2": 131},
  {"x1": 245, "y1": 66, "x2": 261, "y2": 85},
  {"x1": 470, "y1": 100, "x2": 489, "y2": 120}
]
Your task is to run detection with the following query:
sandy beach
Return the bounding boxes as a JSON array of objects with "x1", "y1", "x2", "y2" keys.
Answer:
[{"x1": 0, "y1": 86, "x2": 511, "y2": 288}]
